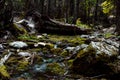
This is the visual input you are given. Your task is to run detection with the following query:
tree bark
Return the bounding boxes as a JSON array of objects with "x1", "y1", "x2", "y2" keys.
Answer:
[
  {"x1": 94, "y1": 0, "x2": 98, "y2": 25},
  {"x1": 73, "y1": 0, "x2": 79, "y2": 24},
  {"x1": 115, "y1": 0, "x2": 120, "y2": 55}
]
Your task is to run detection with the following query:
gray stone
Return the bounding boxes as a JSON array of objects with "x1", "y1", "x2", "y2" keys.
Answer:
[
  {"x1": 9, "y1": 41, "x2": 28, "y2": 49},
  {"x1": 65, "y1": 47, "x2": 75, "y2": 52},
  {"x1": 0, "y1": 44, "x2": 4, "y2": 49},
  {"x1": 18, "y1": 52, "x2": 31, "y2": 57}
]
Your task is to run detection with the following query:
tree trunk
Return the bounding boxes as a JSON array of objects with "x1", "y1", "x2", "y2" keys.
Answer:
[
  {"x1": 115, "y1": 0, "x2": 120, "y2": 55},
  {"x1": 65, "y1": 0, "x2": 70, "y2": 23},
  {"x1": 73, "y1": 0, "x2": 79, "y2": 24},
  {"x1": 116, "y1": 0, "x2": 120, "y2": 35},
  {"x1": 94, "y1": 0, "x2": 98, "y2": 25}
]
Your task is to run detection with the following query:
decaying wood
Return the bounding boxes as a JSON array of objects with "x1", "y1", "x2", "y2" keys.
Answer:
[{"x1": 26, "y1": 11, "x2": 91, "y2": 35}]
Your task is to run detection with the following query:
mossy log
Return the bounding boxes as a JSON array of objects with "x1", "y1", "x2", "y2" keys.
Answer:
[{"x1": 26, "y1": 11, "x2": 91, "y2": 35}]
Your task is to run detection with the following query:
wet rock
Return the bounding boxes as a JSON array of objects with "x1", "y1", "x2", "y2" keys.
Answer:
[
  {"x1": 37, "y1": 35, "x2": 43, "y2": 39},
  {"x1": 89, "y1": 36, "x2": 96, "y2": 39},
  {"x1": 72, "y1": 41, "x2": 118, "y2": 76},
  {"x1": 81, "y1": 33, "x2": 104, "y2": 42},
  {"x1": 65, "y1": 47, "x2": 75, "y2": 52},
  {"x1": 43, "y1": 58, "x2": 55, "y2": 63},
  {"x1": 92, "y1": 32, "x2": 103, "y2": 38},
  {"x1": 34, "y1": 42, "x2": 46, "y2": 47},
  {"x1": 117, "y1": 56, "x2": 120, "y2": 60},
  {"x1": 72, "y1": 45, "x2": 83, "y2": 55},
  {"x1": 81, "y1": 35, "x2": 89, "y2": 38},
  {"x1": 27, "y1": 18, "x2": 36, "y2": 34},
  {"x1": 102, "y1": 27, "x2": 116, "y2": 33},
  {"x1": 9, "y1": 41, "x2": 28, "y2": 49},
  {"x1": 33, "y1": 57, "x2": 65, "y2": 74},
  {"x1": 90, "y1": 41, "x2": 118, "y2": 57},
  {"x1": 104, "y1": 39, "x2": 119, "y2": 48},
  {"x1": 15, "y1": 19, "x2": 28, "y2": 24},
  {"x1": 42, "y1": 33, "x2": 48, "y2": 37},
  {"x1": 20, "y1": 72, "x2": 31, "y2": 79},
  {"x1": 65, "y1": 44, "x2": 88, "y2": 55},
  {"x1": 0, "y1": 44, "x2": 4, "y2": 49},
  {"x1": 54, "y1": 44, "x2": 57, "y2": 49},
  {"x1": 33, "y1": 64, "x2": 47, "y2": 73},
  {"x1": 34, "y1": 42, "x2": 54, "y2": 49},
  {"x1": 54, "y1": 41, "x2": 62, "y2": 48},
  {"x1": 42, "y1": 33, "x2": 48, "y2": 39},
  {"x1": 0, "y1": 44, "x2": 4, "y2": 53},
  {"x1": 80, "y1": 44, "x2": 88, "y2": 49},
  {"x1": 18, "y1": 52, "x2": 31, "y2": 57},
  {"x1": 16, "y1": 18, "x2": 36, "y2": 34},
  {"x1": 0, "y1": 52, "x2": 12, "y2": 65}
]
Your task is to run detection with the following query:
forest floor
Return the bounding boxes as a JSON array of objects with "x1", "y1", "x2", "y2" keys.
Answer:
[{"x1": 0, "y1": 17, "x2": 120, "y2": 80}]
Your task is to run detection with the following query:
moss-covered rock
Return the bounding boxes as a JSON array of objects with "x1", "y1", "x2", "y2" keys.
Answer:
[
  {"x1": 71, "y1": 41, "x2": 118, "y2": 76},
  {"x1": 46, "y1": 62, "x2": 65, "y2": 75}
]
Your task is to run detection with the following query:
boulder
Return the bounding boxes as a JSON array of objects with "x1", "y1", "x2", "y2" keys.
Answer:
[{"x1": 72, "y1": 41, "x2": 118, "y2": 76}]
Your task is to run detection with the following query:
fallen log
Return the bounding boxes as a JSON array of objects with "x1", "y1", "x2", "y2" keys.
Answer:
[{"x1": 26, "y1": 11, "x2": 92, "y2": 35}]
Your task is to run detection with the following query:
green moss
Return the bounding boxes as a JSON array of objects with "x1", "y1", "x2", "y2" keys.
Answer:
[
  {"x1": 17, "y1": 60, "x2": 29, "y2": 71},
  {"x1": 42, "y1": 47, "x2": 50, "y2": 54},
  {"x1": 51, "y1": 48, "x2": 62, "y2": 55},
  {"x1": 6, "y1": 57, "x2": 18, "y2": 64},
  {"x1": 0, "y1": 65, "x2": 10, "y2": 78},
  {"x1": 76, "y1": 18, "x2": 91, "y2": 29},
  {"x1": 12, "y1": 23, "x2": 27, "y2": 35},
  {"x1": 46, "y1": 43, "x2": 54, "y2": 49},
  {"x1": 60, "y1": 50, "x2": 69, "y2": 57},
  {"x1": 49, "y1": 35, "x2": 86, "y2": 45},
  {"x1": 67, "y1": 59, "x2": 74, "y2": 67},
  {"x1": 18, "y1": 34, "x2": 39, "y2": 42},
  {"x1": 47, "y1": 63, "x2": 65, "y2": 75},
  {"x1": 70, "y1": 37, "x2": 86, "y2": 44},
  {"x1": 28, "y1": 48, "x2": 41, "y2": 53},
  {"x1": 77, "y1": 45, "x2": 96, "y2": 58},
  {"x1": 104, "y1": 33, "x2": 115, "y2": 38}
]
